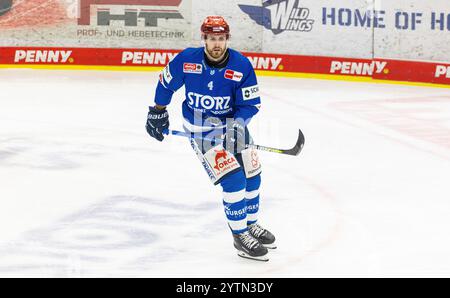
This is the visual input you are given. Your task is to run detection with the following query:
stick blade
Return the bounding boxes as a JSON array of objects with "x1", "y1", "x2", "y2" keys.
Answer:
[{"x1": 283, "y1": 129, "x2": 305, "y2": 156}]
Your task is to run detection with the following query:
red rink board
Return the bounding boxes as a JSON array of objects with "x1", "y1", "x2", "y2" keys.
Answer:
[{"x1": 0, "y1": 46, "x2": 448, "y2": 86}]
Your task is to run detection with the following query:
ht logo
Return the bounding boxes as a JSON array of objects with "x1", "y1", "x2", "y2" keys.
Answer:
[
  {"x1": 78, "y1": 0, "x2": 184, "y2": 26},
  {"x1": 239, "y1": 0, "x2": 314, "y2": 34}
]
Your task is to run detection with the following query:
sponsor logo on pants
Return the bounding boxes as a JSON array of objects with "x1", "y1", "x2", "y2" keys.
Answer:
[{"x1": 213, "y1": 149, "x2": 238, "y2": 174}]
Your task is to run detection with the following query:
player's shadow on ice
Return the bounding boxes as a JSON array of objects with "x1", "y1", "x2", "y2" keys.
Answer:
[
  {"x1": 0, "y1": 137, "x2": 108, "y2": 170},
  {"x1": 0, "y1": 195, "x2": 218, "y2": 276}
]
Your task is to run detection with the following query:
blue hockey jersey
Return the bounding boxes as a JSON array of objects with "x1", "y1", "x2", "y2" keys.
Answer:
[{"x1": 154, "y1": 47, "x2": 261, "y2": 132}]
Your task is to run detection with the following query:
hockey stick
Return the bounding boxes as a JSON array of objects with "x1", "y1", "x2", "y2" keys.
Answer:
[{"x1": 163, "y1": 128, "x2": 305, "y2": 156}]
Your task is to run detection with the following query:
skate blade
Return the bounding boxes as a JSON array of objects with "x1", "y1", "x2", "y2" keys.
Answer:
[
  {"x1": 236, "y1": 251, "x2": 269, "y2": 262},
  {"x1": 264, "y1": 243, "x2": 277, "y2": 249}
]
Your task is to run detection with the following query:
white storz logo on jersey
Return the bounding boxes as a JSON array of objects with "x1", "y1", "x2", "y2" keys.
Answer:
[
  {"x1": 162, "y1": 64, "x2": 173, "y2": 83},
  {"x1": 242, "y1": 85, "x2": 260, "y2": 100},
  {"x1": 224, "y1": 69, "x2": 243, "y2": 82},
  {"x1": 183, "y1": 63, "x2": 203, "y2": 74},
  {"x1": 187, "y1": 92, "x2": 231, "y2": 113}
]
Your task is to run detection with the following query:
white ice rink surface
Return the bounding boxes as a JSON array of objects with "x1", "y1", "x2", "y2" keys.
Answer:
[{"x1": 0, "y1": 69, "x2": 449, "y2": 277}]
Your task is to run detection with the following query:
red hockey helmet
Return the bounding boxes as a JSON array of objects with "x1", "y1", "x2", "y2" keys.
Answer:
[{"x1": 201, "y1": 16, "x2": 230, "y2": 39}]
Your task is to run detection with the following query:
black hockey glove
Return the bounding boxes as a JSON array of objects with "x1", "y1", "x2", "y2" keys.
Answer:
[
  {"x1": 146, "y1": 106, "x2": 169, "y2": 142},
  {"x1": 224, "y1": 120, "x2": 250, "y2": 154}
]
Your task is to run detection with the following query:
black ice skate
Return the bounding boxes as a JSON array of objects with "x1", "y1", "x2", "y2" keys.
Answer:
[
  {"x1": 248, "y1": 223, "x2": 277, "y2": 249},
  {"x1": 233, "y1": 231, "x2": 269, "y2": 262}
]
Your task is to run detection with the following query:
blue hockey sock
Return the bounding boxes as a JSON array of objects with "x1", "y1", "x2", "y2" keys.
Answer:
[
  {"x1": 245, "y1": 174, "x2": 261, "y2": 225},
  {"x1": 220, "y1": 170, "x2": 247, "y2": 234}
]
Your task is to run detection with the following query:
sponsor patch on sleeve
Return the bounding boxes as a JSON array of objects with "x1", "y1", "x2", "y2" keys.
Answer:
[
  {"x1": 224, "y1": 69, "x2": 243, "y2": 82},
  {"x1": 162, "y1": 64, "x2": 173, "y2": 83},
  {"x1": 183, "y1": 63, "x2": 203, "y2": 74},
  {"x1": 241, "y1": 85, "x2": 260, "y2": 101}
]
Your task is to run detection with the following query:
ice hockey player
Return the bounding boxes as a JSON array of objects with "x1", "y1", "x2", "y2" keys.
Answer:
[{"x1": 146, "y1": 16, "x2": 275, "y2": 261}]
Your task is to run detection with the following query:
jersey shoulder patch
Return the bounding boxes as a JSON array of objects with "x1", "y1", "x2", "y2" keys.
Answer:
[
  {"x1": 183, "y1": 63, "x2": 203, "y2": 74},
  {"x1": 241, "y1": 85, "x2": 260, "y2": 101},
  {"x1": 224, "y1": 69, "x2": 243, "y2": 82},
  {"x1": 177, "y1": 47, "x2": 204, "y2": 74}
]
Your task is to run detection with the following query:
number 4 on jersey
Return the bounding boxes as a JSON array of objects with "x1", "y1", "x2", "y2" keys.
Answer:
[{"x1": 208, "y1": 81, "x2": 214, "y2": 91}]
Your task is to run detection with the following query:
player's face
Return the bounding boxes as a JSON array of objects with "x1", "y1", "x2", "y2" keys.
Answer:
[{"x1": 204, "y1": 34, "x2": 228, "y2": 59}]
